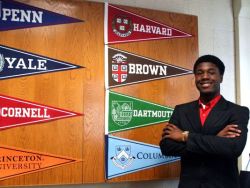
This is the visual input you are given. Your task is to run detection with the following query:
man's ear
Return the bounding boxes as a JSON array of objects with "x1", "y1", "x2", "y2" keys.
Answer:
[{"x1": 220, "y1": 75, "x2": 223, "y2": 83}]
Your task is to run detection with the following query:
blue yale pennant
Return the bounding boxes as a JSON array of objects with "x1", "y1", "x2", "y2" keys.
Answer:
[
  {"x1": 0, "y1": 0, "x2": 83, "y2": 31},
  {"x1": 105, "y1": 135, "x2": 180, "y2": 179},
  {"x1": 0, "y1": 45, "x2": 82, "y2": 80}
]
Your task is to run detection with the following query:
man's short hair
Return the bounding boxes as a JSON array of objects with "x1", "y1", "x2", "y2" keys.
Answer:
[{"x1": 193, "y1": 55, "x2": 225, "y2": 75}]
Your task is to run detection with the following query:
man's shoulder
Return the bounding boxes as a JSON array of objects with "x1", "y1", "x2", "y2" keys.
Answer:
[
  {"x1": 175, "y1": 100, "x2": 198, "y2": 109},
  {"x1": 223, "y1": 98, "x2": 249, "y2": 113}
]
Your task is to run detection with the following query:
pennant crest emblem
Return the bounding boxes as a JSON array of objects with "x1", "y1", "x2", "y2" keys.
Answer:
[
  {"x1": 0, "y1": 53, "x2": 5, "y2": 72},
  {"x1": 112, "y1": 15, "x2": 133, "y2": 38},
  {"x1": 111, "y1": 101, "x2": 133, "y2": 126},
  {"x1": 111, "y1": 145, "x2": 135, "y2": 169},
  {"x1": 111, "y1": 53, "x2": 128, "y2": 83}
]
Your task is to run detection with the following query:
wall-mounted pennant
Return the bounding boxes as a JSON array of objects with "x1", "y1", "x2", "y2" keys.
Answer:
[
  {"x1": 105, "y1": 91, "x2": 173, "y2": 133},
  {"x1": 105, "y1": 135, "x2": 179, "y2": 179},
  {"x1": 104, "y1": 3, "x2": 192, "y2": 44},
  {"x1": 0, "y1": 0, "x2": 83, "y2": 31},
  {"x1": 105, "y1": 46, "x2": 192, "y2": 88},
  {"x1": 0, "y1": 145, "x2": 81, "y2": 181},
  {"x1": 0, "y1": 94, "x2": 82, "y2": 130},
  {"x1": 0, "y1": 45, "x2": 82, "y2": 80}
]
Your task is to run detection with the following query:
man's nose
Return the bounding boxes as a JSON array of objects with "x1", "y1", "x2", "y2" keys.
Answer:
[{"x1": 201, "y1": 72, "x2": 209, "y2": 79}]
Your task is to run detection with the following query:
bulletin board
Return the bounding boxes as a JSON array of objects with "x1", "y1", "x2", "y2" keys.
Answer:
[{"x1": 0, "y1": 0, "x2": 198, "y2": 186}]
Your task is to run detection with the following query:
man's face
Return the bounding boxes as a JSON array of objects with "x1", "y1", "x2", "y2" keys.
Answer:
[{"x1": 194, "y1": 62, "x2": 223, "y2": 95}]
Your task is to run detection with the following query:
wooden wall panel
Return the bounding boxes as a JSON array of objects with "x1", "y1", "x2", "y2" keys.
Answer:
[
  {"x1": 106, "y1": 5, "x2": 198, "y2": 183},
  {"x1": 0, "y1": 0, "x2": 198, "y2": 186},
  {"x1": 0, "y1": 0, "x2": 85, "y2": 186},
  {"x1": 81, "y1": 2, "x2": 105, "y2": 183}
]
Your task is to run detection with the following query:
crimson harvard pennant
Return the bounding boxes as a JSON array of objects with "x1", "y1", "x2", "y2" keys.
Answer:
[
  {"x1": 105, "y1": 3, "x2": 192, "y2": 44},
  {"x1": 105, "y1": 46, "x2": 192, "y2": 88}
]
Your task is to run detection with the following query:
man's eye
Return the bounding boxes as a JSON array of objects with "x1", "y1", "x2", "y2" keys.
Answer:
[
  {"x1": 195, "y1": 71, "x2": 203, "y2": 75},
  {"x1": 208, "y1": 71, "x2": 215, "y2": 75}
]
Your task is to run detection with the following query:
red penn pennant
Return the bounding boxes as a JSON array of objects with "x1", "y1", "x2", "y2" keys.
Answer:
[
  {"x1": 0, "y1": 95, "x2": 82, "y2": 130},
  {"x1": 105, "y1": 3, "x2": 192, "y2": 44}
]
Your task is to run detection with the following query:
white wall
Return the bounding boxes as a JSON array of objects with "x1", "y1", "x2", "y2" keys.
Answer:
[
  {"x1": 95, "y1": 0, "x2": 236, "y2": 102},
  {"x1": 234, "y1": 0, "x2": 250, "y2": 171},
  {"x1": 25, "y1": 0, "x2": 236, "y2": 187}
]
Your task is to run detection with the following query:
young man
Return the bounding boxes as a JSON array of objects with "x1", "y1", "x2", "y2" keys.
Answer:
[{"x1": 160, "y1": 55, "x2": 249, "y2": 188}]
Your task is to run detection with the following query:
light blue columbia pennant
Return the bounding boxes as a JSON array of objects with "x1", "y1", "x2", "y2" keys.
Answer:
[{"x1": 105, "y1": 135, "x2": 180, "y2": 179}]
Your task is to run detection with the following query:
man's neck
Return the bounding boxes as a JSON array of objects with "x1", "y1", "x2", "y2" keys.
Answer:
[{"x1": 200, "y1": 92, "x2": 220, "y2": 104}]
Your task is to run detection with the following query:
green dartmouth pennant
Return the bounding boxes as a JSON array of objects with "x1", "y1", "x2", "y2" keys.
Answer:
[{"x1": 106, "y1": 91, "x2": 173, "y2": 133}]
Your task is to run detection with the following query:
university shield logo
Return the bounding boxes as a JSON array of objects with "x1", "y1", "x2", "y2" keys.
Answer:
[
  {"x1": 111, "y1": 101, "x2": 133, "y2": 126},
  {"x1": 111, "y1": 145, "x2": 135, "y2": 169},
  {"x1": 0, "y1": 53, "x2": 5, "y2": 72},
  {"x1": 111, "y1": 53, "x2": 128, "y2": 83},
  {"x1": 112, "y1": 15, "x2": 133, "y2": 38},
  {"x1": 0, "y1": 0, "x2": 83, "y2": 31}
]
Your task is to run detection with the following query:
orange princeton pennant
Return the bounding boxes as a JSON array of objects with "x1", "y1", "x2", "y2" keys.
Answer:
[{"x1": 0, "y1": 146, "x2": 81, "y2": 181}]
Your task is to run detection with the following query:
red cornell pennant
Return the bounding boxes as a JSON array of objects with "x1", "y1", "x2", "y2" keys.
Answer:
[
  {"x1": 0, "y1": 95, "x2": 82, "y2": 130},
  {"x1": 105, "y1": 3, "x2": 192, "y2": 44}
]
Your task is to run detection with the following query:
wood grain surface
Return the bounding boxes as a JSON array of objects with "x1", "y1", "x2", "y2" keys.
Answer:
[
  {"x1": 0, "y1": 0, "x2": 198, "y2": 186},
  {"x1": 107, "y1": 4, "x2": 198, "y2": 183}
]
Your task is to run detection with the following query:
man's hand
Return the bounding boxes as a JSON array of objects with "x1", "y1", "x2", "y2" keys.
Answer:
[
  {"x1": 162, "y1": 123, "x2": 185, "y2": 142},
  {"x1": 217, "y1": 124, "x2": 241, "y2": 138}
]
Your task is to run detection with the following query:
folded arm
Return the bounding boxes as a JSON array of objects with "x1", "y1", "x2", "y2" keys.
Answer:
[
  {"x1": 160, "y1": 106, "x2": 188, "y2": 156},
  {"x1": 186, "y1": 107, "x2": 249, "y2": 158},
  {"x1": 160, "y1": 106, "x2": 249, "y2": 158}
]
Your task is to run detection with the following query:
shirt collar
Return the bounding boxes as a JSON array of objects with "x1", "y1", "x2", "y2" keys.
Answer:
[{"x1": 199, "y1": 95, "x2": 221, "y2": 109}]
